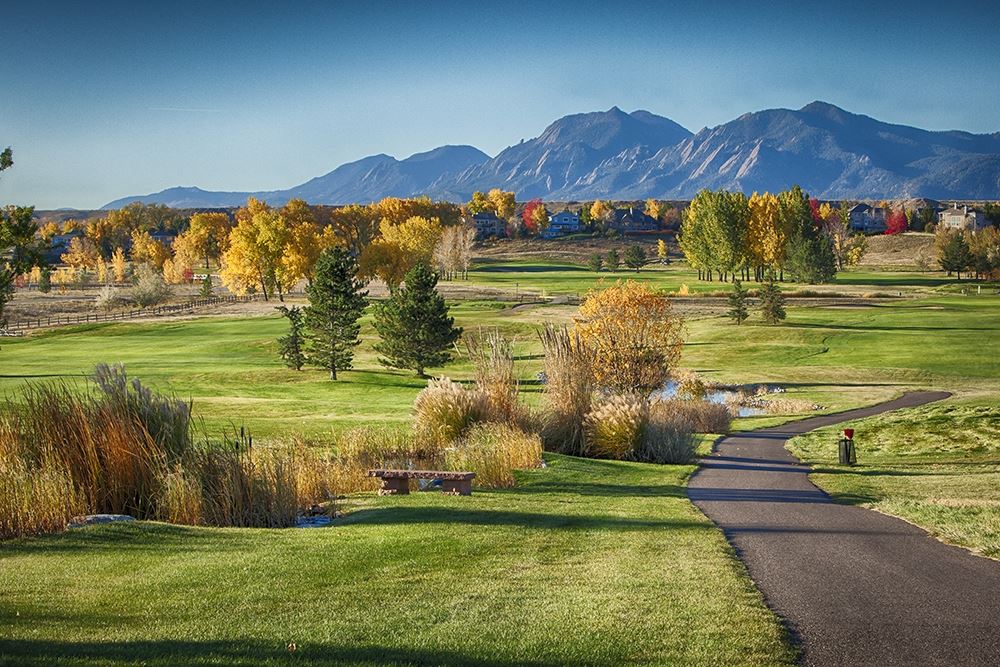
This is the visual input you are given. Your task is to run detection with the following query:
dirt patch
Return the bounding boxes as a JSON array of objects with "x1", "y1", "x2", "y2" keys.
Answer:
[{"x1": 859, "y1": 233, "x2": 936, "y2": 268}]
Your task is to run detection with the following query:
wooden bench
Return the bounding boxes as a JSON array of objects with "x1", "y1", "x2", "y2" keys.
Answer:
[{"x1": 368, "y1": 469, "x2": 476, "y2": 496}]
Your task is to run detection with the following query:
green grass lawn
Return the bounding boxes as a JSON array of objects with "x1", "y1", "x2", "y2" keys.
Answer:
[
  {"x1": 788, "y1": 400, "x2": 1000, "y2": 559},
  {"x1": 0, "y1": 455, "x2": 794, "y2": 666},
  {"x1": 455, "y1": 259, "x2": 985, "y2": 298}
]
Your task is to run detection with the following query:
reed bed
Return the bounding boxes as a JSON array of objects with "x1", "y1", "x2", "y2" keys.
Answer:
[{"x1": 538, "y1": 324, "x2": 594, "y2": 455}]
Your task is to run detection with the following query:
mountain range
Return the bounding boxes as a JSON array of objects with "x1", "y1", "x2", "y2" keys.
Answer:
[{"x1": 103, "y1": 101, "x2": 1000, "y2": 209}]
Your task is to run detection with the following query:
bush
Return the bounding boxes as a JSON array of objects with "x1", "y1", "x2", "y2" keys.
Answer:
[
  {"x1": 413, "y1": 377, "x2": 488, "y2": 446},
  {"x1": 539, "y1": 324, "x2": 594, "y2": 455},
  {"x1": 445, "y1": 423, "x2": 543, "y2": 488},
  {"x1": 129, "y1": 263, "x2": 170, "y2": 308},
  {"x1": 584, "y1": 394, "x2": 648, "y2": 460},
  {"x1": 95, "y1": 284, "x2": 123, "y2": 311},
  {"x1": 635, "y1": 402, "x2": 697, "y2": 464}
]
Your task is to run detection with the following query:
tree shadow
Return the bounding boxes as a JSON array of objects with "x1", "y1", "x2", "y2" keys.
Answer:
[
  {"x1": 689, "y1": 487, "x2": 830, "y2": 504},
  {"x1": 0, "y1": 639, "x2": 582, "y2": 667}
]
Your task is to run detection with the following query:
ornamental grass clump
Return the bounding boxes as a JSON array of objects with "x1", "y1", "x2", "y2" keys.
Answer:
[
  {"x1": 0, "y1": 455, "x2": 81, "y2": 540},
  {"x1": 444, "y1": 423, "x2": 543, "y2": 488},
  {"x1": 539, "y1": 324, "x2": 594, "y2": 455},
  {"x1": 584, "y1": 394, "x2": 648, "y2": 460},
  {"x1": 660, "y1": 398, "x2": 732, "y2": 434},
  {"x1": 635, "y1": 401, "x2": 698, "y2": 464},
  {"x1": 466, "y1": 327, "x2": 520, "y2": 423},
  {"x1": 413, "y1": 377, "x2": 488, "y2": 446}
]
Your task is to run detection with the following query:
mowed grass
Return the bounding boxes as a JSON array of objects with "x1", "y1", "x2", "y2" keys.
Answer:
[
  {"x1": 788, "y1": 401, "x2": 1000, "y2": 559},
  {"x1": 456, "y1": 258, "x2": 976, "y2": 297},
  {"x1": 0, "y1": 455, "x2": 794, "y2": 666}
]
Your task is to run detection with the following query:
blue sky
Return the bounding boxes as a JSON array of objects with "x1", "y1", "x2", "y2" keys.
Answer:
[{"x1": 2, "y1": 0, "x2": 999, "y2": 209}]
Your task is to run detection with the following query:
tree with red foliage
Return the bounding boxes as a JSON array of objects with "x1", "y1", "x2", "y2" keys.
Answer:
[
  {"x1": 809, "y1": 198, "x2": 824, "y2": 226},
  {"x1": 885, "y1": 208, "x2": 908, "y2": 235},
  {"x1": 521, "y1": 198, "x2": 548, "y2": 235}
]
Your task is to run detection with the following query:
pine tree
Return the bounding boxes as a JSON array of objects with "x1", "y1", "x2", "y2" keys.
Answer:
[
  {"x1": 199, "y1": 273, "x2": 213, "y2": 298},
  {"x1": 605, "y1": 248, "x2": 620, "y2": 272},
  {"x1": 727, "y1": 279, "x2": 749, "y2": 325},
  {"x1": 373, "y1": 262, "x2": 462, "y2": 377},
  {"x1": 587, "y1": 253, "x2": 603, "y2": 272},
  {"x1": 38, "y1": 267, "x2": 52, "y2": 294},
  {"x1": 760, "y1": 278, "x2": 786, "y2": 325},
  {"x1": 303, "y1": 248, "x2": 368, "y2": 380},
  {"x1": 624, "y1": 245, "x2": 646, "y2": 272},
  {"x1": 276, "y1": 305, "x2": 306, "y2": 370}
]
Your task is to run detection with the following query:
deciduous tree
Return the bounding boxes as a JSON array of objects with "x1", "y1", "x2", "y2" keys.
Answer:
[
  {"x1": 885, "y1": 208, "x2": 908, "y2": 235},
  {"x1": 219, "y1": 198, "x2": 291, "y2": 300}
]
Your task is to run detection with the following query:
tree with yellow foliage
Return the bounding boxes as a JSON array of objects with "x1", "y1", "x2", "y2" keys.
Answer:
[
  {"x1": 747, "y1": 191, "x2": 785, "y2": 280},
  {"x1": 360, "y1": 215, "x2": 443, "y2": 288},
  {"x1": 326, "y1": 203, "x2": 379, "y2": 255},
  {"x1": 111, "y1": 247, "x2": 128, "y2": 283},
  {"x1": 467, "y1": 191, "x2": 491, "y2": 215},
  {"x1": 130, "y1": 229, "x2": 170, "y2": 269},
  {"x1": 589, "y1": 200, "x2": 613, "y2": 228},
  {"x1": 574, "y1": 281, "x2": 684, "y2": 394},
  {"x1": 281, "y1": 218, "x2": 339, "y2": 287},
  {"x1": 644, "y1": 199, "x2": 662, "y2": 222},
  {"x1": 656, "y1": 238, "x2": 668, "y2": 262},
  {"x1": 220, "y1": 198, "x2": 291, "y2": 300},
  {"x1": 487, "y1": 189, "x2": 516, "y2": 220},
  {"x1": 61, "y1": 237, "x2": 101, "y2": 269},
  {"x1": 186, "y1": 212, "x2": 231, "y2": 268},
  {"x1": 38, "y1": 221, "x2": 60, "y2": 242}
]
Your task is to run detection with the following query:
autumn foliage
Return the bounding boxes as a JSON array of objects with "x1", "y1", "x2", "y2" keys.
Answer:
[{"x1": 885, "y1": 208, "x2": 908, "y2": 235}]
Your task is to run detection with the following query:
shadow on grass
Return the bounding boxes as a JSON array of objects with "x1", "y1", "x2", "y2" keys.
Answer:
[
  {"x1": 343, "y1": 506, "x2": 705, "y2": 532},
  {"x1": 0, "y1": 523, "x2": 255, "y2": 558},
  {"x1": 0, "y1": 639, "x2": 580, "y2": 667}
]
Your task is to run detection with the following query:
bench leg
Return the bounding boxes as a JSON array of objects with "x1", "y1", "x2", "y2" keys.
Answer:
[
  {"x1": 379, "y1": 477, "x2": 409, "y2": 495},
  {"x1": 441, "y1": 479, "x2": 472, "y2": 496}
]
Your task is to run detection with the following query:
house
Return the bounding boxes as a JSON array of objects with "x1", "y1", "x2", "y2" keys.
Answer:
[
  {"x1": 149, "y1": 231, "x2": 177, "y2": 248},
  {"x1": 46, "y1": 229, "x2": 85, "y2": 263},
  {"x1": 609, "y1": 207, "x2": 657, "y2": 233},
  {"x1": 938, "y1": 204, "x2": 987, "y2": 231},
  {"x1": 541, "y1": 210, "x2": 581, "y2": 238},
  {"x1": 848, "y1": 204, "x2": 887, "y2": 233},
  {"x1": 470, "y1": 212, "x2": 506, "y2": 240}
]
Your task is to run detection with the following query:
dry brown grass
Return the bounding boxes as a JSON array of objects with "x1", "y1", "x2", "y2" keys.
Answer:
[
  {"x1": 539, "y1": 324, "x2": 595, "y2": 455},
  {"x1": 584, "y1": 394, "x2": 648, "y2": 460},
  {"x1": 466, "y1": 327, "x2": 521, "y2": 423},
  {"x1": 413, "y1": 378, "x2": 489, "y2": 446},
  {"x1": 445, "y1": 423, "x2": 543, "y2": 488}
]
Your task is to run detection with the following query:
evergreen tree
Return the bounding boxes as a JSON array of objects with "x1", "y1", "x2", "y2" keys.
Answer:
[
  {"x1": 303, "y1": 248, "x2": 368, "y2": 380},
  {"x1": 938, "y1": 232, "x2": 973, "y2": 279},
  {"x1": 605, "y1": 248, "x2": 620, "y2": 271},
  {"x1": 276, "y1": 305, "x2": 306, "y2": 370},
  {"x1": 727, "y1": 280, "x2": 749, "y2": 325},
  {"x1": 373, "y1": 262, "x2": 462, "y2": 377},
  {"x1": 587, "y1": 253, "x2": 603, "y2": 272},
  {"x1": 624, "y1": 245, "x2": 646, "y2": 272},
  {"x1": 784, "y1": 231, "x2": 837, "y2": 284},
  {"x1": 38, "y1": 267, "x2": 51, "y2": 294},
  {"x1": 760, "y1": 278, "x2": 786, "y2": 325},
  {"x1": 199, "y1": 273, "x2": 213, "y2": 298}
]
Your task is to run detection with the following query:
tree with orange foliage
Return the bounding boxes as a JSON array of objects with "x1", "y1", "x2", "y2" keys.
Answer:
[
  {"x1": 521, "y1": 199, "x2": 548, "y2": 235},
  {"x1": 574, "y1": 281, "x2": 684, "y2": 393}
]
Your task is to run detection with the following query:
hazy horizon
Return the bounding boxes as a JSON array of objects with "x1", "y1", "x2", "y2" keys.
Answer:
[{"x1": 3, "y1": 0, "x2": 999, "y2": 209}]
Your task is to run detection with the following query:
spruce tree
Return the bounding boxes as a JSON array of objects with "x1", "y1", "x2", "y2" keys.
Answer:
[
  {"x1": 38, "y1": 267, "x2": 51, "y2": 294},
  {"x1": 587, "y1": 253, "x2": 603, "y2": 272},
  {"x1": 624, "y1": 245, "x2": 646, "y2": 272},
  {"x1": 727, "y1": 279, "x2": 749, "y2": 325},
  {"x1": 760, "y1": 278, "x2": 786, "y2": 325},
  {"x1": 373, "y1": 262, "x2": 462, "y2": 377},
  {"x1": 199, "y1": 273, "x2": 213, "y2": 298},
  {"x1": 276, "y1": 305, "x2": 306, "y2": 371},
  {"x1": 303, "y1": 248, "x2": 367, "y2": 380},
  {"x1": 605, "y1": 248, "x2": 620, "y2": 272}
]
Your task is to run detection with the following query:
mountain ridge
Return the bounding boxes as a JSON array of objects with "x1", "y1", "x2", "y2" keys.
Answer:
[{"x1": 102, "y1": 102, "x2": 1000, "y2": 209}]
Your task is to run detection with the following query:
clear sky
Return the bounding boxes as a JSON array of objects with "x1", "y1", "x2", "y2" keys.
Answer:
[{"x1": 2, "y1": 0, "x2": 999, "y2": 209}]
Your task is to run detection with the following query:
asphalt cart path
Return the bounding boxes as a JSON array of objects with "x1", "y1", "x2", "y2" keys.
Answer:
[{"x1": 689, "y1": 391, "x2": 1000, "y2": 666}]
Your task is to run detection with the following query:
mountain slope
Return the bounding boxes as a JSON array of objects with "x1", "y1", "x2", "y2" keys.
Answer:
[{"x1": 102, "y1": 102, "x2": 1000, "y2": 208}]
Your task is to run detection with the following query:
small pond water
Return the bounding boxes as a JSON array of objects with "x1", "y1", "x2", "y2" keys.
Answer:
[{"x1": 657, "y1": 381, "x2": 780, "y2": 418}]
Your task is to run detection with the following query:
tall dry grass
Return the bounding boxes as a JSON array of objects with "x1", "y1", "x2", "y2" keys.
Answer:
[
  {"x1": 636, "y1": 401, "x2": 698, "y2": 464},
  {"x1": 413, "y1": 377, "x2": 488, "y2": 446},
  {"x1": 655, "y1": 399, "x2": 732, "y2": 434},
  {"x1": 539, "y1": 324, "x2": 595, "y2": 455},
  {"x1": 584, "y1": 394, "x2": 648, "y2": 460},
  {"x1": 466, "y1": 327, "x2": 520, "y2": 423},
  {"x1": 444, "y1": 423, "x2": 543, "y2": 488}
]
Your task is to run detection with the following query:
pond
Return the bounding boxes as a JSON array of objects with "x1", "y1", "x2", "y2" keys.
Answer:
[{"x1": 657, "y1": 381, "x2": 783, "y2": 418}]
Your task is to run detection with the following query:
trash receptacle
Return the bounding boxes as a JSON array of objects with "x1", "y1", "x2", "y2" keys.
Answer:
[{"x1": 838, "y1": 429, "x2": 856, "y2": 465}]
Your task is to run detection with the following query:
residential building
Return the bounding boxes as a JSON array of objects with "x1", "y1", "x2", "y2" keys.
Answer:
[
  {"x1": 470, "y1": 212, "x2": 506, "y2": 239},
  {"x1": 609, "y1": 207, "x2": 657, "y2": 233},
  {"x1": 541, "y1": 209, "x2": 581, "y2": 238},
  {"x1": 938, "y1": 204, "x2": 987, "y2": 231},
  {"x1": 46, "y1": 229, "x2": 85, "y2": 263},
  {"x1": 848, "y1": 204, "x2": 887, "y2": 233}
]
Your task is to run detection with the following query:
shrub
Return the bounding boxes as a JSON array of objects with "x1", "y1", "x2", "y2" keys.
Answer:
[
  {"x1": 656, "y1": 398, "x2": 732, "y2": 434},
  {"x1": 445, "y1": 423, "x2": 543, "y2": 488},
  {"x1": 466, "y1": 327, "x2": 519, "y2": 423},
  {"x1": 584, "y1": 394, "x2": 648, "y2": 460},
  {"x1": 413, "y1": 377, "x2": 487, "y2": 446},
  {"x1": 539, "y1": 324, "x2": 594, "y2": 455},
  {"x1": 95, "y1": 284, "x2": 123, "y2": 311},
  {"x1": 129, "y1": 263, "x2": 170, "y2": 308}
]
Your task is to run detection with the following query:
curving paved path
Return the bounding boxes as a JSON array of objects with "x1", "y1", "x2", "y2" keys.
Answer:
[{"x1": 689, "y1": 391, "x2": 1000, "y2": 666}]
